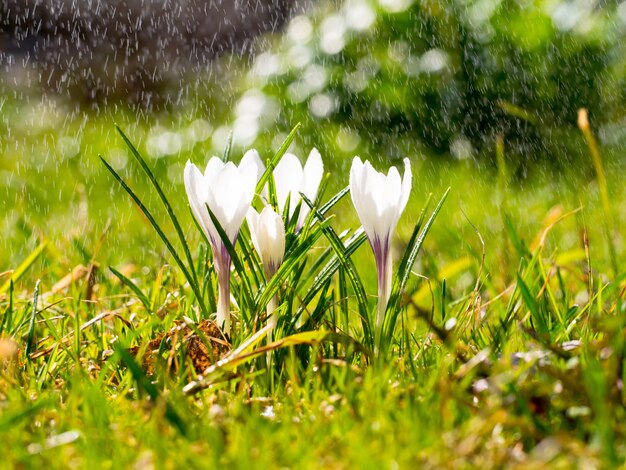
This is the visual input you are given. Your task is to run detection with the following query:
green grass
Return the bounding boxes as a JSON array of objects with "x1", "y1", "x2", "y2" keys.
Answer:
[{"x1": 2, "y1": 95, "x2": 626, "y2": 468}]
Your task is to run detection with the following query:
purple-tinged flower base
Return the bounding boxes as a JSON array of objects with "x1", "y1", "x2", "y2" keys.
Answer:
[
  {"x1": 369, "y1": 233, "x2": 393, "y2": 334},
  {"x1": 209, "y1": 233, "x2": 237, "y2": 336},
  {"x1": 217, "y1": 267, "x2": 232, "y2": 336}
]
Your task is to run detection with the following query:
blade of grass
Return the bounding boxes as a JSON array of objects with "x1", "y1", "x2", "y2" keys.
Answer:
[
  {"x1": 301, "y1": 193, "x2": 372, "y2": 348},
  {"x1": 383, "y1": 189, "x2": 449, "y2": 349},
  {"x1": 577, "y1": 109, "x2": 618, "y2": 276},
  {"x1": 100, "y1": 155, "x2": 208, "y2": 316},
  {"x1": 109, "y1": 266, "x2": 151, "y2": 311},
  {"x1": 0, "y1": 400, "x2": 52, "y2": 431},
  {"x1": 298, "y1": 278, "x2": 333, "y2": 331},
  {"x1": 504, "y1": 214, "x2": 531, "y2": 259},
  {"x1": 256, "y1": 219, "x2": 331, "y2": 312},
  {"x1": 319, "y1": 186, "x2": 349, "y2": 215},
  {"x1": 222, "y1": 130, "x2": 233, "y2": 162},
  {"x1": 25, "y1": 280, "x2": 40, "y2": 358},
  {"x1": 0, "y1": 280, "x2": 13, "y2": 335},
  {"x1": 115, "y1": 126, "x2": 201, "y2": 294},
  {"x1": 237, "y1": 225, "x2": 264, "y2": 289},
  {"x1": 254, "y1": 123, "x2": 301, "y2": 198},
  {"x1": 516, "y1": 273, "x2": 549, "y2": 335},
  {"x1": 297, "y1": 229, "x2": 366, "y2": 320},
  {"x1": 184, "y1": 329, "x2": 369, "y2": 393},
  {"x1": 116, "y1": 346, "x2": 188, "y2": 436},
  {"x1": 0, "y1": 241, "x2": 47, "y2": 294}
]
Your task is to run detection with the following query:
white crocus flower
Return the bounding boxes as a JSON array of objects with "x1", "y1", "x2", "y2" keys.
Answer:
[
  {"x1": 247, "y1": 205, "x2": 286, "y2": 330},
  {"x1": 349, "y1": 156, "x2": 412, "y2": 340},
  {"x1": 247, "y1": 206, "x2": 286, "y2": 281},
  {"x1": 184, "y1": 149, "x2": 263, "y2": 335},
  {"x1": 270, "y1": 148, "x2": 324, "y2": 229}
]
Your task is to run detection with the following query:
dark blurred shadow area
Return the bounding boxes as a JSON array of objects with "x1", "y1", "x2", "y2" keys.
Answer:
[{"x1": 0, "y1": 0, "x2": 310, "y2": 107}]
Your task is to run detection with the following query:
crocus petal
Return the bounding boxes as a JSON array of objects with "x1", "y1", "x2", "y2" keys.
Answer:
[
  {"x1": 388, "y1": 158, "x2": 412, "y2": 233},
  {"x1": 184, "y1": 161, "x2": 216, "y2": 244},
  {"x1": 232, "y1": 163, "x2": 261, "y2": 235},
  {"x1": 258, "y1": 206, "x2": 286, "y2": 274},
  {"x1": 349, "y1": 157, "x2": 367, "y2": 231},
  {"x1": 202, "y1": 156, "x2": 261, "y2": 245},
  {"x1": 247, "y1": 206, "x2": 285, "y2": 278},
  {"x1": 378, "y1": 166, "x2": 402, "y2": 239},
  {"x1": 273, "y1": 153, "x2": 304, "y2": 216},
  {"x1": 350, "y1": 157, "x2": 411, "y2": 244},
  {"x1": 184, "y1": 161, "x2": 204, "y2": 222},
  {"x1": 302, "y1": 148, "x2": 324, "y2": 201},
  {"x1": 348, "y1": 157, "x2": 365, "y2": 217},
  {"x1": 298, "y1": 148, "x2": 324, "y2": 227},
  {"x1": 207, "y1": 162, "x2": 243, "y2": 242},
  {"x1": 240, "y1": 148, "x2": 265, "y2": 184},
  {"x1": 259, "y1": 148, "x2": 325, "y2": 231},
  {"x1": 204, "y1": 157, "x2": 226, "y2": 183},
  {"x1": 246, "y1": 208, "x2": 262, "y2": 257},
  {"x1": 350, "y1": 157, "x2": 378, "y2": 242},
  {"x1": 399, "y1": 158, "x2": 412, "y2": 216}
]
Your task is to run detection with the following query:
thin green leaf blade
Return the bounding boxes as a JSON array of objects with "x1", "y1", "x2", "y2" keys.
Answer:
[
  {"x1": 109, "y1": 266, "x2": 152, "y2": 311},
  {"x1": 99, "y1": 155, "x2": 207, "y2": 315},
  {"x1": 384, "y1": 188, "x2": 450, "y2": 347}
]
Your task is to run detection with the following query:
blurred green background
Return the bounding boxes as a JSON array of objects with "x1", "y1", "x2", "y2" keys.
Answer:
[{"x1": 1, "y1": 0, "x2": 624, "y2": 284}]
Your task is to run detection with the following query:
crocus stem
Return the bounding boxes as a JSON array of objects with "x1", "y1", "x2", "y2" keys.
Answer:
[
  {"x1": 266, "y1": 295, "x2": 278, "y2": 370},
  {"x1": 375, "y1": 248, "x2": 393, "y2": 352},
  {"x1": 267, "y1": 295, "x2": 278, "y2": 330},
  {"x1": 217, "y1": 268, "x2": 231, "y2": 336}
]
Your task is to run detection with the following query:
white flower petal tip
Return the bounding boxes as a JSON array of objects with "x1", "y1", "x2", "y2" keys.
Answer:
[
  {"x1": 270, "y1": 148, "x2": 324, "y2": 229},
  {"x1": 240, "y1": 149, "x2": 265, "y2": 182},
  {"x1": 185, "y1": 154, "x2": 263, "y2": 252},
  {"x1": 349, "y1": 156, "x2": 412, "y2": 246}
]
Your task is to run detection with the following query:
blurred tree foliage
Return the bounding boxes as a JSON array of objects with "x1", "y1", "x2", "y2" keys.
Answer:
[{"x1": 239, "y1": 0, "x2": 626, "y2": 167}]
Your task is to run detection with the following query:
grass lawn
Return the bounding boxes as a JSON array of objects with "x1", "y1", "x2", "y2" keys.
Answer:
[{"x1": 1, "y1": 97, "x2": 626, "y2": 468}]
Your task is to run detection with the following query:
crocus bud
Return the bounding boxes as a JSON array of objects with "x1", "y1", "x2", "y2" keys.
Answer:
[{"x1": 247, "y1": 206, "x2": 286, "y2": 279}]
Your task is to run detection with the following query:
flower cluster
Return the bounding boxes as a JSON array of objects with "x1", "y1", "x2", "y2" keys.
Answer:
[
  {"x1": 185, "y1": 150, "x2": 411, "y2": 339},
  {"x1": 185, "y1": 149, "x2": 323, "y2": 334}
]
